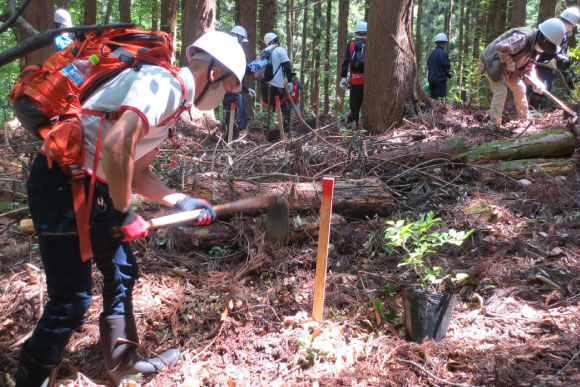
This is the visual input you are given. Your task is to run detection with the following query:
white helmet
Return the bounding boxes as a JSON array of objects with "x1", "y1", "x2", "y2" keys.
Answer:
[
  {"x1": 264, "y1": 32, "x2": 278, "y2": 45},
  {"x1": 355, "y1": 21, "x2": 367, "y2": 33},
  {"x1": 230, "y1": 25, "x2": 249, "y2": 43},
  {"x1": 538, "y1": 18, "x2": 566, "y2": 51},
  {"x1": 560, "y1": 7, "x2": 580, "y2": 25},
  {"x1": 54, "y1": 8, "x2": 72, "y2": 27},
  {"x1": 186, "y1": 31, "x2": 247, "y2": 91},
  {"x1": 435, "y1": 32, "x2": 449, "y2": 42}
]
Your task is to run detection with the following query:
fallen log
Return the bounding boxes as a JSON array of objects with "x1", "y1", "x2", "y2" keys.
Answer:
[
  {"x1": 477, "y1": 158, "x2": 577, "y2": 182},
  {"x1": 189, "y1": 177, "x2": 394, "y2": 218},
  {"x1": 168, "y1": 214, "x2": 346, "y2": 251},
  {"x1": 468, "y1": 129, "x2": 578, "y2": 163},
  {"x1": 372, "y1": 136, "x2": 468, "y2": 165}
]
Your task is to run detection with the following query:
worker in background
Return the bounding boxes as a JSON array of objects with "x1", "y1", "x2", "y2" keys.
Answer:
[
  {"x1": 340, "y1": 21, "x2": 367, "y2": 128},
  {"x1": 290, "y1": 72, "x2": 304, "y2": 114},
  {"x1": 529, "y1": 7, "x2": 579, "y2": 110},
  {"x1": 479, "y1": 18, "x2": 566, "y2": 129},
  {"x1": 222, "y1": 25, "x2": 255, "y2": 140},
  {"x1": 427, "y1": 33, "x2": 451, "y2": 100},
  {"x1": 54, "y1": 8, "x2": 73, "y2": 51}
]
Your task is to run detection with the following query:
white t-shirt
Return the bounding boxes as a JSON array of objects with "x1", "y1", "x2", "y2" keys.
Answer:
[
  {"x1": 263, "y1": 45, "x2": 290, "y2": 88},
  {"x1": 79, "y1": 65, "x2": 194, "y2": 181}
]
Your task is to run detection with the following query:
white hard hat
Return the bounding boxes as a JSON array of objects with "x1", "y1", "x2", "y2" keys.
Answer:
[
  {"x1": 435, "y1": 32, "x2": 449, "y2": 42},
  {"x1": 186, "y1": 31, "x2": 247, "y2": 91},
  {"x1": 54, "y1": 8, "x2": 72, "y2": 27},
  {"x1": 560, "y1": 7, "x2": 580, "y2": 25},
  {"x1": 230, "y1": 26, "x2": 249, "y2": 43},
  {"x1": 264, "y1": 32, "x2": 278, "y2": 45},
  {"x1": 355, "y1": 21, "x2": 367, "y2": 33},
  {"x1": 538, "y1": 18, "x2": 566, "y2": 52}
]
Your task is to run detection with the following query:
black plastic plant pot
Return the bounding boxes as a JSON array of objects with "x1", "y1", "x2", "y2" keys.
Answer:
[{"x1": 403, "y1": 288, "x2": 456, "y2": 343}]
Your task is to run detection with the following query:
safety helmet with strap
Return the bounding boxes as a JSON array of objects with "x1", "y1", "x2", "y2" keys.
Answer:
[
  {"x1": 560, "y1": 7, "x2": 580, "y2": 25},
  {"x1": 54, "y1": 8, "x2": 72, "y2": 27},
  {"x1": 538, "y1": 18, "x2": 566, "y2": 52},
  {"x1": 230, "y1": 25, "x2": 249, "y2": 43},
  {"x1": 264, "y1": 32, "x2": 278, "y2": 46}
]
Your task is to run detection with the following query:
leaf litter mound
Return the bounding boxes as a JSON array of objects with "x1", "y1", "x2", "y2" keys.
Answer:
[{"x1": 0, "y1": 103, "x2": 580, "y2": 386}]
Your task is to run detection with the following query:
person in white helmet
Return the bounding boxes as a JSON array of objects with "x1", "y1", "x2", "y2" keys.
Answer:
[
  {"x1": 222, "y1": 25, "x2": 255, "y2": 140},
  {"x1": 427, "y1": 33, "x2": 451, "y2": 99},
  {"x1": 54, "y1": 8, "x2": 74, "y2": 51},
  {"x1": 479, "y1": 18, "x2": 566, "y2": 128},
  {"x1": 258, "y1": 32, "x2": 294, "y2": 142},
  {"x1": 529, "y1": 7, "x2": 579, "y2": 110},
  {"x1": 340, "y1": 21, "x2": 367, "y2": 127},
  {"x1": 14, "y1": 31, "x2": 245, "y2": 387}
]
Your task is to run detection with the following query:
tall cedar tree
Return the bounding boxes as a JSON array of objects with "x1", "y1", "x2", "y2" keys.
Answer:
[
  {"x1": 512, "y1": 0, "x2": 527, "y2": 27},
  {"x1": 240, "y1": 0, "x2": 258, "y2": 117},
  {"x1": 324, "y1": 0, "x2": 331, "y2": 115},
  {"x1": 311, "y1": 1, "x2": 321, "y2": 116},
  {"x1": 415, "y1": 0, "x2": 423, "y2": 69},
  {"x1": 300, "y1": 0, "x2": 309, "y2": 110},
  {"x1": 363, "y1": 0, "x2": 423, "y2": 133},
  {"x1": 119, "y1": 0, "x2": 132, "y2": 23},
  {"x1": 335, "y1": 0, "x2": 348, "y2": 112},
  {"x1": 84, "y1": 0, "x2": 97, "y2": 25},
  {"x1": 259, "y1": 0, "x2": 277, "y2": 50},
  {"x1": 16, "y1": 0, "x2": 54, "y2": 67},
  {"x1": 538, "y1": 0, "x2": 558, "y2": 24},
  {"x1": 179, "y1": 0, "x2": 217, "y2": 67},
  {"x1": 161, "y1": 0, "x2": 179, "y2": 36}
]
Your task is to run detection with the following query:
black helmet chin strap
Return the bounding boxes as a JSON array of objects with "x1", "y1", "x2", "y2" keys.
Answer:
[{"x1": 194, "y1": 58, "x2": 234, "y2": 105}]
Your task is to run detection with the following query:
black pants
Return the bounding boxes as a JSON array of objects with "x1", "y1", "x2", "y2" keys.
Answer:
[
  {"x1": 348, "y1": 84, "x2": 364, "y2": 124},
  {"x1": 429, "y1": 81, "x2": 447, "y2": 99},
  {"x1": 261, "y1": 84, "x2": 291, "y2": 141}
]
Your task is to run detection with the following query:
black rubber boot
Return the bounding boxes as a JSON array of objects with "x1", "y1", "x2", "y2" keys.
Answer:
[
  {"x1": 99, "y1": 314, "x2": 180, "y2": 386},
  {"x1": 15, "y1": 343, "x2": 57, "y2": 387}
]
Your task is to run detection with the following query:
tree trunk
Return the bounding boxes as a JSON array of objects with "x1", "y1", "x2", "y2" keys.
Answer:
[
  {"x1": 288, "y1": 0, "x2": 294, "y2": 61},
  {"x1": 311, "y1": 1, "x2": 321, "y2": 115},
  {"x1": 336, "y1": 0, "x2": 349, "y2": 112},
  {"x1": 538, "y1": 0, "x2": 558, "y2": 24},
  {"x1": 104, "y1": 0, "x2": 113, "y2": 24},
  {"x1": 188, "y1": 177, "x2": 395, "y2": 218},
  {"x1": 445, "y1": 0, "x2": 454, "y2": 39},
  {"x1": 259, "y1": 0, "x2": 277, "y2": 51},
  {"x1": 477, "y1": 158, "x2": 576, "y2": 182},
  {"x1": 240, "y1": 0, "x2": 258, "y2": 119},
  {"x1": 15, "y1": 0, "x2": 54, "y2": 67},
  {"x1": 457, "y1": 0, "x2": 465, "y2": 96},
  {"x1": 363, "y1": 0, "x2": 422, "y2": 134},
  {"x1": 468, "y1": 130, "x2": 579, "y2": 162},
  {"x1": 511, "y1": 0, "x2": 527, "y2": 27},
  {"x1": 460, "y1": 6, "x2": 470, "y2": 102},
  {"x1": 152, "y1": 0, "x2": 160, "y2": 31},
  {"x1": 373, "y1": 137, "x2": 468, "y2": 165},
  {"x1": 300, "y1": 0, "x2": 310, "y2": 111},
  {"x1": 414, "y1": 0, "x2": 423, "y2": 70},
  {"x1": 324, "y1": 0, "x2": 331, "y2": 115},
  {"x1": 161, "y1": 0, "x2": 179, "y2": 36},
  {"x1": 179, "y1": 0, "x2": 217, "y2": 67},
  {"x1": 84, "y1": 0, "x2": 97, "y2": 25},
  {"x1": 119, "y1": 0, "x2": 132, "y2": 23}
]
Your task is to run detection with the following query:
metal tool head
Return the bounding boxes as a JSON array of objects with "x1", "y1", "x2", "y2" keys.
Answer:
[{"x1": 265, "y1": 194, "x2": 289, "y2": 246}]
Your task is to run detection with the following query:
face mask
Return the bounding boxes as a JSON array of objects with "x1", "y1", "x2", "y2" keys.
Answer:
[{"x1": 195, "y1": 81, "x2": 226, "y2": 111}]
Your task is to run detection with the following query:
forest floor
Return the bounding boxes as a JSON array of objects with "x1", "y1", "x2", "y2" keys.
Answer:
[{"x1": 1, "y1": 100, "x2": 580, "y2": 387}]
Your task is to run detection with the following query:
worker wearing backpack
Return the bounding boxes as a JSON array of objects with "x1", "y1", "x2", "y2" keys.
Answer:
[
  {"x1": 54, "y1": 8, "x2": 74, "y2": 51},
  {"x1": 258, "y1": 32, "x2": 294, "y2": 142},
  {"x1": 427, "y1": 33, "x2": 452, "y2": 100},
  {"x1": 14, "y1": 31, "x2": 246, "y2": 387},
  {"x1": 340, "y1": 21, "x2": 367, "y2": 128}
]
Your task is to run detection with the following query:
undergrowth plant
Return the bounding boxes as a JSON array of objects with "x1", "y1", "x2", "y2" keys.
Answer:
[{"x1": 384, "y1": 211, "x2": 473, "y2": 291}]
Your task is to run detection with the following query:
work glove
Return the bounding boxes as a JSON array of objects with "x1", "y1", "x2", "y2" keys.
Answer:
[
  {"x1": 117, "y1": 208, "x2": 149, "y2": 241},
  {"x1": 339, "y1": 77, "x2": 348, "y2": 88},
  {"x1": 248, "y1": 88, "x2": 256, "y2": 98},
  {"x1": 174, "y1": 196, "x2": 216, "y2": 226},
  {"x1": 505, "y1": 62, "x2": 516, "y2": 72},
  {"x1": 532, "y1": 79, "x2": 546, "y2": 94}
]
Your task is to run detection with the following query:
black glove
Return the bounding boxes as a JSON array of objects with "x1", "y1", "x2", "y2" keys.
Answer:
[
  {"x1": 174, "y1": 196, "x2": 216, "y2": 226},
  {"x1": 446, "y1": 72, "x2": 452, "y2": 79}
]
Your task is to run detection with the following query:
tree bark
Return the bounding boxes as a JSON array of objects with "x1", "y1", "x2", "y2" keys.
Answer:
[
  {"x1": 477, "y1": 158, "x2": 576, "y2": 182},
  {"x1": 457, "y1": 0, "x2": 465, "y2": 97},
  {"x1": 259, "y1": 0, "x2": 277, "y2": 51},
  {"x1": 323, "y1": 0, "x2": 331, "y2": 115},
  {"x1": 104, "y1": 0, "x2": 113, "y2": 24},
  {"x1": 511, "y1": 0, "x2": 527, "y2": 27},
  {"x1": 300, "y1": 0, "x2": 310, "y2": 111},
  {"x1": 468, "y1": 130, "x2": 579, "y2": 162},
  {"x1": 445, "y1": 0, "x2": 454, "y2": 39},
  {"x1": 152, "y1": 0, "x2": 160, "y2": 31},
  {"x1": 288, "y1": 0, "x2": 294, "y2": 60},
  {"x1": 538, "y1": 0, "x2": 558, "y2": 24},
  {"x1": 240, "y1": 0, "x2": 258, "y2": 118},
  {"x1": 161, "y1": 0, "x2": 179, "y2": 36},
  {"x1": 179, "y1": 0, "x2": 217, "y2": 66},
  {"x1": 373, "y1": 137, "x2": 468, "y2": 165},
  {"x1": 84, "y1": 0, "x2": 97, "y2": 25},
  {"x1": 187, "y1": 178, "x2": 395, "y2": 218},
  {"x1": 363, "y1": 0, "x2": 422, "y2": 134},
  {"x1": 15, "y1": 0, "x2": 54, "y2": 67},
  {"x1": 311, "y1": 1, "x2": 321, "y2": 115},
  {"x1": 119, "y1": 0, "x2": 132, "y2": 23},
  {"x1": 414, "y1": 0, "x2": 423, "y2": 70},
  {"x1": 336, "y1": 0, "x2": 348, "y2": 112}
]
